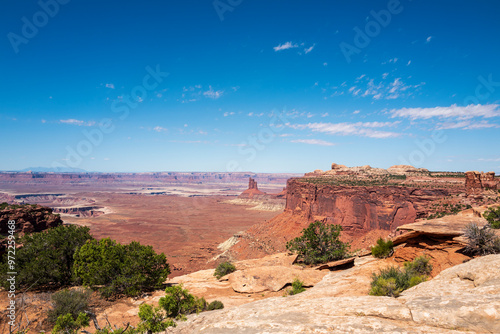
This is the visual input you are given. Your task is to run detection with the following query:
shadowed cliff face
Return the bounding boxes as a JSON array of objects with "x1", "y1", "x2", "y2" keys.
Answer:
[{"x1": 285, "y1": 179, "x2": 451, "y2": 234}]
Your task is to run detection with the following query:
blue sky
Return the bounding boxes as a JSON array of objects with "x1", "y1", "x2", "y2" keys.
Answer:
[{"x1": 1, "y1": 0, "x2": 499, "y2": 173}]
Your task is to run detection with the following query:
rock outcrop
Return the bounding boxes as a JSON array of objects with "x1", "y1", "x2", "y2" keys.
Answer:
[
  {"x1": 239, "y1": 178, "x2": 267, "y2": 198},
  {"x1": 0, "y1": 204, "x2": 62, "y2": 235},
  {"x1": 170, "y1": 254, "x2": 500, "y2": 333},
  {"x1": 465, "y1": 171, "x2": 498, "y2": 194}
]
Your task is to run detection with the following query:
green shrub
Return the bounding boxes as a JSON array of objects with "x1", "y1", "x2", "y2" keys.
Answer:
[
  {"x1": 0, "y1": 225, "x2": 93, "y2": 290},
  {"x1": 484, "y1": 206, "x2": 500, "y2": 229},
  {"x1": 136, "y1": 303, "x2": 175, "y2": 333},
  {"x1": 73, "y1": 238, "x2": 170, "y2": 298},
  {"x1": 371, "y1": 238, "x2": 394, "y2": 258},
  {"x1": 206, "y1": 300, "x2": 224, "y2": 311},
  {"x1": 288, "y1": 278, "x2": 306, "y2": 295},
  {"x1": 463, "y1": 223, "x2": 500, "y2": 256},
  {"x1": 286, "y1": 221, "x2": 350, "y2": 265},
  {"x1": 404, "y1": 255, "x2": 432, "y2": 276},
  {"x1": 52, "y1": 312, "x2": 89, "y2": 334},
  {"x1": 158, "y1": 285, "x2": 206, "y2": 320},
  {"x1": 214, "y1": 262, "x2": 236, "y2": 279},
  {"x1": 47, "y1": 288, "x2": 91, "y2": 324},
  {"x1": 369, "y1": 257, "x2": 431, "y2": 297}
]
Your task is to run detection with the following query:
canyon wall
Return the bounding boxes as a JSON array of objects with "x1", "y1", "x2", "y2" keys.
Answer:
[{"x1": 229, "y1": 178, "x2": 458, "y2": 260}]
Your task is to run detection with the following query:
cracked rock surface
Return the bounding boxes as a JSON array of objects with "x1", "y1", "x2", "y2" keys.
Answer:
[{"x1": 169, "y1": 255, "x2": 500, "y2": 334}]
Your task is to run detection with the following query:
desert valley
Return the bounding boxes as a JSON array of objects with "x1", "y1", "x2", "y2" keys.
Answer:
[
  {"x1": 1, "y1": 164, "x2": 499, "y2": 333},
  {"x1": 2, "y1": 1, "x2": 500, "y2": 333}
]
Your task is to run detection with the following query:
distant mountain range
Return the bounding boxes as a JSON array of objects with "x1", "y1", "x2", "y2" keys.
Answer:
[{"x1": 18, "y1": 167, "x2": 88, "y2": 173}]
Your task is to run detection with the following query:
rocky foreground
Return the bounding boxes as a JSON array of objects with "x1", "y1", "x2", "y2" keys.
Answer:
[{"x1": 169, "y1": 254, "x2": 500, "y2": 333}]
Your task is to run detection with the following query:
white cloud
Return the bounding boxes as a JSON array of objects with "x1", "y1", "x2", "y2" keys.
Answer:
[
  {"x1": 349, "y1": 77, "x2": 423, "y2": 100},
  {"x1": 478, "y1": 157, "x2": 500, "y2": 162},
  {"x1": 321, "y1": 112, "x2": 329, "y2": 117},
  {"x1": 353, "y1": 110, "x2": 360, "y2": 114},
  {"x1": 153, "y1": 126, "x2": 167, "y2": 132},
  {"x1": 59, "y1": 119, "x2": 95, "y2": 126},
  {"x1": 323, "y1": 62, "x2": 328, "y2": 66},
  {"x1": 203, "y1": 86, "x2": 224, "y2": 99},
  {"x1": 390, "y1": 104, "x2": 500, "y2": 120},
  {"x1": 407, "y1": 60, "x2": 411, "y2": 66},
  {"x1": 436, "y1": 120, "x2": 499, "y2": 130},
  {"x1": 273, "y1": 41, "x2": 299, "y2": 51},
  {"x1": 223, "y1": 112, "x2": 235, "y2": 117},
  {"x1": 289, "y1": 121, "x2": 401, "y2": 138},
  {"x1": 426, "y1": 36, "x2": 433, "y2": 43},
  {"x1": 304, "y1": 44, "x2": 315, "y2": 54},
  {"x1": 105, "y1": 83, "x2": 115, "y2": 89},
  {"x1": 291, "y1": 139, "x2": 336, "y2": 146}
]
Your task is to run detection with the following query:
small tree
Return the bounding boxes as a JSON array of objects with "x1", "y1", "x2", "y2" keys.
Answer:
[
  {"x1": 286, "y1": 221, "x2": 350, "y2": 265},
  {"x1": 73, "y1": 238, "x2": 170, "y2": 298},
  {"x1": 0, "y1": 225, "x2": 93, "y2": 290},
  {"x1": 52, "y1": 312, "x2": 89, "y2": 334},
  {"x1": 137, "y1": 304, "x2": 175, "y2": 334},
  {"x1": 158, "y1": 285, "x2": 206, "y2": 320},
  {"x1": 484, "y1": 206, "x2": 500, "y2": 229},
  {"x1": 214, "y1": 262, "x2": 236, "y2": 279},
  {"x1": 371, "y1": 238, "x2": 394, "y2": 258}
]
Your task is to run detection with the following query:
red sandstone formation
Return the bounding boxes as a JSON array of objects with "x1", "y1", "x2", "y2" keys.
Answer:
[
  {"x1": 229, "y1": 177, "x2": 462, "y2": 260},
  {"x1": 0, "y1": 204, "x2": 63, "y2": 257},
  {"x1": 239, "y1": 178, "x2": 267, "y2": 198},
  {"x1": 0, "y1": 204, "x2": 62, "y2": 235},
  {"x1": 465, "y1": 171, "x2": 498, "y2": 194}
]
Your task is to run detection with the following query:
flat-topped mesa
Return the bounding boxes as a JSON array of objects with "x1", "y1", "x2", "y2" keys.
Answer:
[
  {"x1": 306, "y1": 163, "x2": 429, "y2": 177},
  {"x1": 465, "y1": 171, "x2": 498, "y2": 194}
]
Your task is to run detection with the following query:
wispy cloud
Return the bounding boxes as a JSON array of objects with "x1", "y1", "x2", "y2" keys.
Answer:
[
  {"x1": 436, "y1": 120, "x2": 499, "y2": 130},
  {"x1": 59, "y1": 119, "x2": 96, "y2": 126},
  {"x1": 390, "y1": 104, "x2": 500, "y2": 120},
  {"x1": 105, "y1": 83, "x2": 115, "y2": 89},
  {"x1": 291, "y1": 139, "x2": 336, "y2": 146},
  {"x1": 273, "y1": 41, "x2": 299, "y2": 51},
  {"x1": 289, "y1": 121, "x2": 401, "y2": 138},
  {"x1": 153, "y1": 126, "x2": 167, "y2": 132},
  {"x1": 478, "y1": 157, "x2": 500, "y2": 162},
  {"x1": 426, "y1": 36, "x2": 433, "y2": 43},
  {"x1": 203, "y1": 86, "x2": 224, "y2": 99},
  {"x1": 304, "y1": 44, "x2": 315, "y2": 54},
  {"x1": 348, "y1": 77, "x2": 423, "y2": 100}
]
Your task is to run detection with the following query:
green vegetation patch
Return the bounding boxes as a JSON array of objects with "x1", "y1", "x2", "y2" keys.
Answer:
[
  {"x1": 369, "y1": 256, "x2": 432, "y2": 297},
  {"x1": 214, "y1": 261, "x2": 236, "y2": 279},
  {"x1": 371, "y1": 238, "x2": 394, "y2": 258},
  {"x1": 286, "y1": 220, "x2": 350, "y2": 265}
]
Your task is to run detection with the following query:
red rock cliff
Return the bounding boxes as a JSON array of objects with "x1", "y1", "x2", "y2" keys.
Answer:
[{"x1": 230, "y1": 178, "x2": 455, "y2": 260}]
